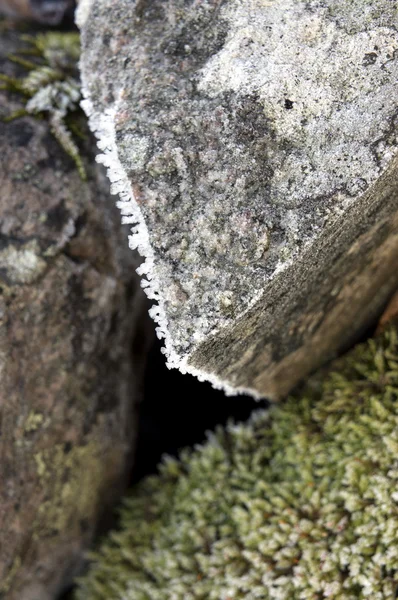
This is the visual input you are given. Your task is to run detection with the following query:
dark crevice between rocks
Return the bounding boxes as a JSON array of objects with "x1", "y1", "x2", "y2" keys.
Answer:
[
  {"x1": 55, "y1": 285, "x2": 398, "y2": 600},
  {"x1": 132, "y1": 336, "x2": 262, "y2": 484},
  {"x1": 58, "y1": 330, "x2": 261, "y2": 600}
]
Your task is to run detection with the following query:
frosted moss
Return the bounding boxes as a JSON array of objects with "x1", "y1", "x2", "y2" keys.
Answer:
[
  {"x1": 1, "y1": 32, "x2": 86, "y2": 179},
  {"x1": 75, "y1": 323, "x2": 398, "y2": 599}
]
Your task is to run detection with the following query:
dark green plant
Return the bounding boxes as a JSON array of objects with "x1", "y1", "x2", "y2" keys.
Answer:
[
  {"x1": 76, "y1": 324, "x2": 398, "y2": 599},
  {"x1": 1, "y1": 32, "x2": 87, "y2": 179}
]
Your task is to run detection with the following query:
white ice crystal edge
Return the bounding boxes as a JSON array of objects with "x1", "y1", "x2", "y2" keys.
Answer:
[
  {"x1": 79, "y1": 93, "x2": 264, "y2": 399},
  {"x1": 75, "y1": 0, "x2": 94, "y2": 29}
]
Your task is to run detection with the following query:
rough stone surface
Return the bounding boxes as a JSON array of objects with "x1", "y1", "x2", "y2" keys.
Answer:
[
  {"x1": 79, "y1": 0, "x2": 398, "y2": 398},
  {"x1": 0, "y1": 27, "x2": 149, "y2": 600}
]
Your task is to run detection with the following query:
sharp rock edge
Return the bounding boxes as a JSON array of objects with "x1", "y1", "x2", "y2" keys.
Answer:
[{"x1": 79, "y1": 90, "x2": 263, "y2": 400}]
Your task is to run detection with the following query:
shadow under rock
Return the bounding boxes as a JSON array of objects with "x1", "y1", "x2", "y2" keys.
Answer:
[
  {"x1": 58, "y1": 333, "x2": 262, "y2": 600},
  {"x1": 132, "y1": 336, "x2": 263, "y2": 484}
]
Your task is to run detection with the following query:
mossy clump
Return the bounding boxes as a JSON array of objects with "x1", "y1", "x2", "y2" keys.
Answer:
[
  {"x1": 1, "y1": 31, "x2": 87, "y2": 179},
  {"x1": 76, "y1": 325, "x2": 398, "y2": 600}
]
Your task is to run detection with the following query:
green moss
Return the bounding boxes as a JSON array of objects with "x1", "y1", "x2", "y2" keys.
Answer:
[
  {"x1": 75, "y1": 324, "x2": 398, "y2": 600},
  {"x1": 1, "y1": 32, "x2": 87, "y2": 180}
]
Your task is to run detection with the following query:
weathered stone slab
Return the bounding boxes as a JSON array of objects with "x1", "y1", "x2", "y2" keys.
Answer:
[
  {"x1": 0, "y1": 27, "x2": 149, "y2": 600},
  {"x1": 78, "y1": 0, "x2": 398, "y2": 398}
]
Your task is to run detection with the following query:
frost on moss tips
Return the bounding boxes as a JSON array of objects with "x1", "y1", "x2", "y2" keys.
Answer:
[
  {"x1": 1, "y1": 32, "x2": 87, "y2": 180},
  {"x1": 75, "y1": 323, "x2": 398, "y2": 600}
]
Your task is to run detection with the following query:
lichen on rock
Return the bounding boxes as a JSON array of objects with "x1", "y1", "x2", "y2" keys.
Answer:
[{"x1": 75, "y1": 322, "x2": 398, "y2": 600}]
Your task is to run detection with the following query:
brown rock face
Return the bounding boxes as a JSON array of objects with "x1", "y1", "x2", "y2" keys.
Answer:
[{"x1": 0, "y1": 27, "x2": 149, "y2": 600}]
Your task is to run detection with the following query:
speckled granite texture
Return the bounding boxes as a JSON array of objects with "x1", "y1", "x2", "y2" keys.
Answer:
[{"x1": 78, "y1": 0, "x2": 398, "y2": 398}]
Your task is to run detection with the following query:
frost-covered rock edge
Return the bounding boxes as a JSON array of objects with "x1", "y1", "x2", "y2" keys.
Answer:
[
  {"x1": 76, "y1": 0, "x2": 263, "y2": 398},
  {"x1": 78, "y1": 87, "x2": 260, "y2": 398},
  {"x1": 78, "y1": 0, "x2": 398, "y2": 399}
]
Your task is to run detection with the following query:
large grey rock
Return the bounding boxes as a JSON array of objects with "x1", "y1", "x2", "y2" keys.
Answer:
[{"x1": 78, "y1": 0, "x2": 398, "y2": 398}]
